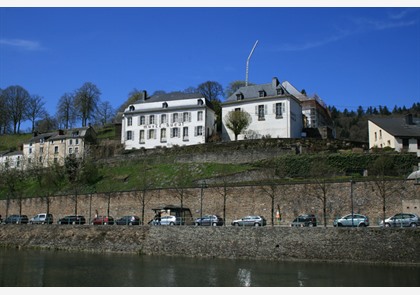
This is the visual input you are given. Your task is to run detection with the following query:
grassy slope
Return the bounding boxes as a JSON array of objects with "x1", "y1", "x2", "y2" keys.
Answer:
[{"x1": 0, "y1": 133, "x2": 32, "y2": 151}]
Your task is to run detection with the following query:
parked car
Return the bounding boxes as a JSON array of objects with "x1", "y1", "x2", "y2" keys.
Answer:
[
  {"x1": 29, "y1": 213, "x2": 53, "y2": 224},
  {"x1": 291, "y1": 214, "x2": 317, "y2": 227},
  {"x1": 231, "y1": 215, "x2": 266, "y2": 227},
  {"x1": 92, "y1": 216, "x2": 114, "y2": 225},
  {"x1": 115, "y1": 215, "x2": 140, "y2": 225},
  {"x1": 4, "y1": 214, "x2": 29, "y2": 224},
  {"x1": 333, "y1": 214, "x2": 369, "y2": 227},
  {"x1": 379, "y1": 213, "x2": 420, "y2": 227},
  {"x1": 152, "y1": 215, "x2": 184, "y2": 226},
  {"x1": 57, "y1": 215, "x2": 86, "y2": 225},
  {"x1": 194, "y1": 215, "x2": 224, "y2": 226}
]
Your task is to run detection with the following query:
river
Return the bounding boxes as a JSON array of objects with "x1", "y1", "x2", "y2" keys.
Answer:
[{"x1": 0, "y1": 247, "x2": 419, "y2": 287}]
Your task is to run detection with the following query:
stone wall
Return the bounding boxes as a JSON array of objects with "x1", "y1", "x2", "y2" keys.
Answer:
[
  {"x1": 1, "y1": 180, "x2": 419, "y2": 226},
  {"x1": 0, "y1": 225, "x2": 419, "y2": 265}
]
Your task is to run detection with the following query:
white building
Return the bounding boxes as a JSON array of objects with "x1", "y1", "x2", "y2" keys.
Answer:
[
  {"x1": 221, "y1": 77, "x2": 303, "y2": 141},
  {"x1": 121, "y1": 92, "x2": 216, "y2": 150},
  {"x1": 0, "y1": 150, "x2": 24, "y2": 170},
  {"x1": 368, "y1": 115, "x2": 420, "y2": 157}
]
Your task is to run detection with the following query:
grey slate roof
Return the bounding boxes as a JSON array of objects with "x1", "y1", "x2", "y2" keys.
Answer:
[
  {"x1": 225, "y1": 82, "x2": 289, "y2": 103},
  {"x1": 133, "y1": 91, "x2": 215, "y2": 110},
  {"x1": 370, "y1": 116, "x2": 420, "y2": 138}
]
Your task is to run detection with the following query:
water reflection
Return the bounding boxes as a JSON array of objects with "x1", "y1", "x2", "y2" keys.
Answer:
[{"x1": 0, "y1": 247, "x2": 419, "y2": 287}]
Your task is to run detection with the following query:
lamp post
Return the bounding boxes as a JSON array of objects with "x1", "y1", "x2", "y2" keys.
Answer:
[
  {"x1": 350, "y1": 180, "x2": 355, "y2": 227},
  {"x1": 200, "y1": 180, "x2": 207, "y2": 220}
]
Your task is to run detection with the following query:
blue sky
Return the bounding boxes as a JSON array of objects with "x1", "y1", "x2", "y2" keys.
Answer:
[{"x1": 1, "y1": 5, "x2": 420, "y2": 131}]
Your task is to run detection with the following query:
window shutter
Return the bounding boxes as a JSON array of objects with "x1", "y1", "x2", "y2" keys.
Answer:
[
  {"x1": 282, "y1": 103, "x2": 285, "y2": 113},
  {"x1": 255, "y1": 106, "x2": 258, "y2": 115},
  {"x1": 273, "y1": 104, "x2": 276, "y2": 114},
  {"x1": 264, "y1": 105, "x2": 268, "y2": 115},
  {"x1": 194, "y1": 126, "x2": 198, "y2": 136},
  {"x1": 189, "y1": 112, "x2": 192, "y2": 122}
]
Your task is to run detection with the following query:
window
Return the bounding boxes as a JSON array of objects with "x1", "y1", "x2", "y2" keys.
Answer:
[
  {"x1": 374, "y1": 132, "x2": 377, "y2": 141},
  {"x1": 162, "y1": 102, "x2": 168, "y2": 108},
  {"x1": 148, "y1": 129, "x2": 156, "y2": 139},
  {"x1": 197, "y1": 111, "x2": 203, "y2": 121},
  {"x1": 129, "y1": 105, "x2": 135, "y2": 111},
  {"x1": 40, "y1": 138, "x2": 44, "y2": 144},
  {"x1": 149, "y1": 115, "x2": 155, "y2": 125},
  {"x1": 127, "y1": 117, "x2": 132, "y2": 126},
  {"x1": 275, "y1": 103, "x2": 283, "y2": 118},
  {"x1": 161, "y1": 114, "x2": 167, "y2": 124},
  {"x1": 69, "y1": 139, "x2": 73, "y2": 145},
  {"x1": 54, "y1": 146, "x2": 59, "y2": 154},
  {"x1": 75, "y1": 147, "x2": 79, "y2": 153},
  {"x1": 76, "y1": 139, "x2": 79, "y2": 145},
  {"x1": 195, "y1": 126, "x2": 203, "y2": 136},
  {"x1": 126, "y1": 131, "x2": 133, "y2": 140},
  {"x1": 257, "y1": 105, "x2": 265, "y2": 120},
  {"x1": 140, "y1": 116, "x2": 145, "y2": 125},
  {"x1": 172, "y1": 113, "x2": 179, "y2": 123},
  {"x1": 39, "y1": 156, "x2": 42, "y2": 163},
  {"x1": 197, "y1": 99, "x2": 204, "y2": 105},
  {"x1": 171, "y1": 127, "x2": 180, "y2": 138},
  {"x1": 54, "y1": 158, "x2": 58, "y2": 163},
  {"x1": 277, "y1": 88, "x2": 285, "y2": 95},
  {"x1": 236, "y1": 93, "x2": 244, "y2": 100},
  {"x1": 259, "y1": 90, "x2": 266, "y2": 97},
  {"x1": 161, "y1": 128, "x2": 167, "y2": 142},
  {"x1": 40, "y1": 147, "x2": 44, "y2": 153},
  {"x1": 418, "y1": 139, "x2": 420, "y2": 149},
  {"x1": 235, "y1": 108, "x2": 241, "y2": 112},
  {"x1": 402, "y1": 138, "x2": 409, "y2": 149},
  {"x1": 379, "y1": 130, "x2": 382, "y2": 139},
  {"x1": 183, "y1": 127, "x2": 189, "y2": 140},
  {"x1": 140, "y1": 130, "x2": 145, "y2": 143},
  {"x1": 69, "y1": 148, "x2": 73, "y2": 154},
  {"x1": 183, "y1": 112, "x2": 190, "y2": 122},
  {"x1": 29, "y1": 148, "x2": 32, "y2": 154}
]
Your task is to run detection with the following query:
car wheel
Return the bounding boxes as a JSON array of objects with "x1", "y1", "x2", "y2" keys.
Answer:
[
  {"x1": 385, "y1": 223, "x2": 391, "y2": 227},
  {"x1": 72, "y1": 221, "x2": 76, "y2": 225},
  {"x1": 195, "y1": 222, "x2": 199, "y2": 226},
  {"x1": 129, "y1": 222, "x2": 133, "y2": 225},
  {"x1": 254, "y1": 223, "x2": 260, "y2": 227},
  {"x1": 233, "y1": 223, "x2": 239, "y2": 226},
  {"x1": 104, "y1": 222, "x2": 107, "y2": 225},
  {"x1": 410, "y1": 223, "x2": 417, "y2": 227},
  {"x1": 170, "y1": 222, "x2": 175, "y2": 226},
  {"x1": 212, "y1": 223, "x2": 217, "y2": 226},
  {"x1": 308, "y1": 223, "x2": 314, "y2": 227},
  {"x1": 359, "y1": 223, "x2": 366, "y2": 227}
]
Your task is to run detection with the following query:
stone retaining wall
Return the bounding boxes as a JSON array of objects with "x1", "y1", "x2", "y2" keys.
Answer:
[
  {"x1": 1, "y1": 180, "x2": 419, "y2": 226},
  {"x1": 0, "y1": 225, "x2": 419, "y2": 265}
]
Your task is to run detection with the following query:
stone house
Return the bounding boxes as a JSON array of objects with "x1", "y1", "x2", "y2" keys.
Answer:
[{"x1": 21, "y1": 126, "x2": 97, "y2": 168}]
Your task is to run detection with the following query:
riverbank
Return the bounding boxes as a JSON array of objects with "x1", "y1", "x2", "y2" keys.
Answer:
[{"x1": 0, "y1": 225, "x2": 419, "y2": 265}]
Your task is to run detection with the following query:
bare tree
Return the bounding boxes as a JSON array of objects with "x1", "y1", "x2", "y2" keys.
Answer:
[
  {"x1": 3, "y1": 85, "x2": 30, "y2": 134},
  {"x1": 196, "y1": 81, "x2": 224, "y2": 101},
  {"x1": 133, "y1": 159, "x2": 157, "y2": 224},
  {"x1": 94, "y1": 100, "x2": 115, "y2": 126},
  {"x1": 57, "y1": 92, "x2": 77, "y2": 129},
  {"x1": 26, "y1": 95, "x2": 46, "y2": 133},
  {"x1": 36, "y1": 113, "x2": 59, "y2": 133},
  {"x1": 224, "y1": 110, "x2": 252, "y2": 141},
  {"x1": 170, "y1": 163, "x2": 193, "y2": 224},
  {"x1": 0, "y1": 88, "x2": 11, "y2": 134},
  {"x1": 74, "y1": 82, "x2": 101, "y2": 127}
]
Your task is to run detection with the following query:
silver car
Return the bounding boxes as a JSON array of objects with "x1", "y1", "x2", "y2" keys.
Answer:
[
  {"x1": 231, "y1": 215, "x2": 266, "y2": 226},
  {"x1": 333, "y1": 214, "x2": 369, "y2": 227},
  {"x1": 153, "y1": 215, "x2": 182, "y2": 226},
  {"x1": 380, "y1": 213, "x2": 420, "y2": 227}
]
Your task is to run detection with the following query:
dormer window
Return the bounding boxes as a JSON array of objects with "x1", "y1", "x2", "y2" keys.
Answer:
[
  {"x1": 129, "y1": 105, "x2": 135, "y2": 111},
  {"x1": 162, "y1": 102, "x2": 168, "y2": 108},
  {"x1": 197, "y1": 99, "x2": 204, "y2": 106},
  {"x1": 259, "y1": 90, "x2": 266, "y2": 97},
  {"x1": 236, "y1": 93, "x2": 244, "y2": 100},
  {"x1": 277, "y1": 88, "x2": 285, "y2": 95}
]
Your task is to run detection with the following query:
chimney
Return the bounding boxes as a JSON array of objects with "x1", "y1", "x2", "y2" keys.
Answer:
[
  {"x1": 272, "y1": 77, "x2": 279, "y2": 88},
  {"x1": 405, "y1": 114, "x2": 413, "y2": 125},
  {"x1": 58, "y1": 129, "x2": 64, "y2": 135},
  {"x1": 33, "y1": 131, "x2": 38, "y2": 137},
  {"x1": 142, "y1": 90, "x2": 147, "y2": 101}
]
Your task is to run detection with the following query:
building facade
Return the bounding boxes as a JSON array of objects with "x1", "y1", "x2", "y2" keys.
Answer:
[
  {"x1": 121, "y1": 92, "x2": 216, "y2": 150},
  {"x1": 21, "y1": 126, "x2": 97, "y2": 168},
  {"x1": 221, "y1": 77, "x2": 303, "y2": 141},
  {"x1": 368, "y1": 115, "x2": 420, "y2": 157}
]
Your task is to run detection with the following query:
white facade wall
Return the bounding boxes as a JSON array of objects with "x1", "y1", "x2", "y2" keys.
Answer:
[
  {"x1": 368, "y1": 121, "x2": 420, "y2": 157},
  {"x1": 222, "y1": 97, "x2": 302, "y2": 141},
  {"x1": 121, "y1": 97, "x2": 216, "y2": 150},
  {"x1": 0, "y1": 153, "x2": 24, "y2": 170}
]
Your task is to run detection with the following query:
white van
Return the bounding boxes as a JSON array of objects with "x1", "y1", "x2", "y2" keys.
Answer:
[{"x1": 29, "y1": 213, "x2": 54, "y2": 224}]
